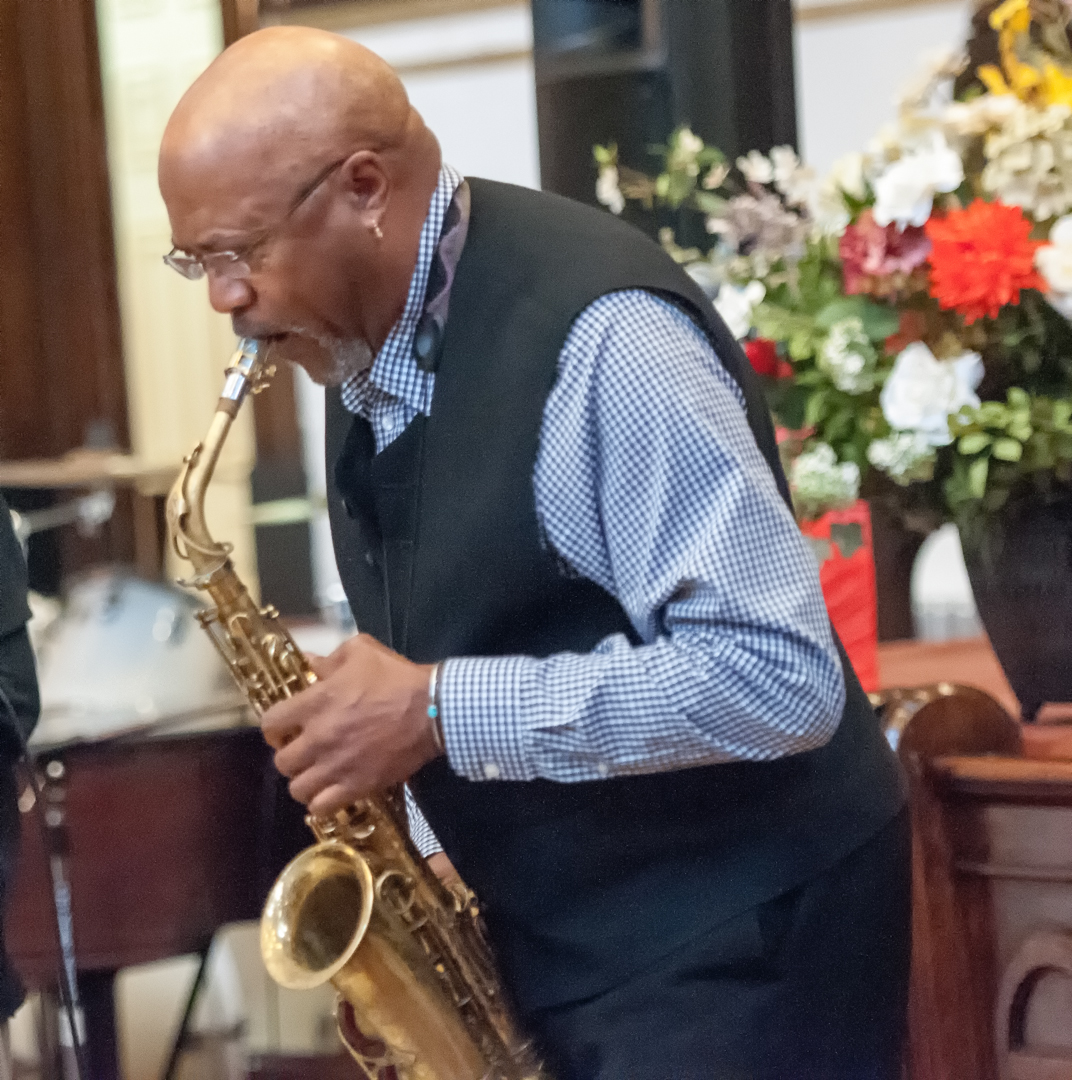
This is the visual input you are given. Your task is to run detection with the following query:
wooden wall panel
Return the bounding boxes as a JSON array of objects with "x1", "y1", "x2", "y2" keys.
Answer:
[
  {"x1": 0, "y1": 0, "x2": 127, "y2": 462},
  {"x1": 221, "y1": 0, "x2": 260, "y2": 44},
  {"x1": 0, "y1": 0, "x2": 135, "y2": 582},
  {"x1": 0, "y1": 0, "x2": 50, "y2": 460}
]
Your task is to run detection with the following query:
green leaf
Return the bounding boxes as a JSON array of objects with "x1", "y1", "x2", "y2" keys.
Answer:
[
  {"x1": 789, "y1": 332, "x2": 817, "y2": 361},
  {"x1": 813, "y1": 297, "x2": 899, "y2": 340},
  {"x1": 968, "y1": 456, "x2": 990, "y2": 498},
  {"x1": 978, "y1": 401, "x2": 1009, "y2": 426},
  {"x1": 958, "y1": 432, "x2": 992, "y2": 455},
  {"x1": 794, "y1": 370, "x2": 827, "y2": 387},
  {"x1": 992, "y1": 437, "x2": 1023, "y2": 462},
  {"x1": 805, "y1": 392, "x2": 830, "y2": 428},
  {"x1": 693, "y1": 192, "x2": 727, "y2": 215},
  {"x1": 1030, "y1": 432, "x2": 1055, "y2": 470},
  {"x1": 824, "y1": 406, "x2": 855, "y2": 443}
]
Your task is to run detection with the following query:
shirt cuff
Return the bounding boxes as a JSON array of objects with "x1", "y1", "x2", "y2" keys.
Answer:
[{"x1": 439, "y1": 655, "x2": 534, "y2": 781}]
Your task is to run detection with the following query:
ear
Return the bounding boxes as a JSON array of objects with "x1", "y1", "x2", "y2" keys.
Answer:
[{"x1": 338, "y1": 150, "x2": 389, "y2": 230}]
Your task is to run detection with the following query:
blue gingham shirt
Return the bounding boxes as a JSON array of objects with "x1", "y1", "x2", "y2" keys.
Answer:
[{"x1": 342, "y1": 166, "x2": 845, "y2": 856}]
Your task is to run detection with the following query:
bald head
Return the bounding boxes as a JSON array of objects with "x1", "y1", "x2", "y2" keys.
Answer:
[
  {"x1": 161, "y1": 27, "x2": 427, "y2": 210},
  {"x1": 158, "y1": 27, "x2": 443, "y2": 372}
]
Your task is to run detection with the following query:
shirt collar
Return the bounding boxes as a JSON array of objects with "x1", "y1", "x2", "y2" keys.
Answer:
[{"x1": 340, "y1": 163, "x2": 463, "y2": 416}]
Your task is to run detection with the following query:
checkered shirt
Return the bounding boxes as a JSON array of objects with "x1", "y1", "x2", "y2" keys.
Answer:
[
  {"x1": 346, "y1": 168, "x2": 846, "y2": 858},
  {"x1": 340, "y1": 164, "x2": 463, "y2": 445}
]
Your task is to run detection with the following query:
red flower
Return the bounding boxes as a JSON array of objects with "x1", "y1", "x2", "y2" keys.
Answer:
[
  {"x1": 744, "y1": 338, "x2": 780, "y2": 378},
  {"x1": 924, "y1": 200, "x2": 1045, "y2": 324},
  {"x1": 839, "y1": 210, "x2": 931, "y2": 296}
]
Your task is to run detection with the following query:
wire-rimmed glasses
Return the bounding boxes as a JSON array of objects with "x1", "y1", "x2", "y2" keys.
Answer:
[{"x1": 163, "y1": 156, "x2": 347, "y2": 281}]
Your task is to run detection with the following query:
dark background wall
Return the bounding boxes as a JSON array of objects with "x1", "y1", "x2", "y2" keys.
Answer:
[{"x1": 533, "y1": 0, "x2": 798, "y2": 210}]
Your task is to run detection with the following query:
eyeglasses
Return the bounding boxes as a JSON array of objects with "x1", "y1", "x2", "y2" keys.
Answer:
[{"x1": 164, "y1": 157, "x2": 347, "y2": 281}]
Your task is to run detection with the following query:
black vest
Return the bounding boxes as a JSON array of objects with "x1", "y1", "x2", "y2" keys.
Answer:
[{"x1": 326, "y1": 179, "x2": 906, "y2": 1013}]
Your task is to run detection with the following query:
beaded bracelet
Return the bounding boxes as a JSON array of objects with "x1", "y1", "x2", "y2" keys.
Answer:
[{"x1": 427, "y1": 661, "x2": 446, "y2": 756}]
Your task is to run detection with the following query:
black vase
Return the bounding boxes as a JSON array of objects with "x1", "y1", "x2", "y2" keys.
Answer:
[{"x1": 961, "y1": 498, "x2": 1072, "y2": 721}]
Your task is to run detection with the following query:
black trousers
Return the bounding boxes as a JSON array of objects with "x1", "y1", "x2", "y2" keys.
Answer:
[{"x1": 525, "y1": 809, "x2": 911, "y2": 1080}]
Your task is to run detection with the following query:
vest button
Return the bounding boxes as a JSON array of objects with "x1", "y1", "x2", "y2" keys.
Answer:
[
  {"x1": 365, "y1": 551, "x2": 375, "y2": 566},
  {"x1": 482, "y1": 762, "x2": 501, "y2": 780}
]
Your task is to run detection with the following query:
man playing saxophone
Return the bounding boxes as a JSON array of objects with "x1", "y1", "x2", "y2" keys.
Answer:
[{"x1": 158, "y1": 28, "x2": 909, "y2": 1080}]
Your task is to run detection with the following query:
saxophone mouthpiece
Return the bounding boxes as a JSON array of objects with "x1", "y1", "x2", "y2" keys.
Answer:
[{"x1": 218, "y1": 338, "x2": 273, "y2": 416}]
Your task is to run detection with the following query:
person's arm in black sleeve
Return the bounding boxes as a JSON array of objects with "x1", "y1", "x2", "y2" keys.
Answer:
[
  {"x1": 0, "y1": 494, "x2": 39, "y2": 1022},
  {"x1": 0, "y1": 495, "x2": 38, "y2": 754}
]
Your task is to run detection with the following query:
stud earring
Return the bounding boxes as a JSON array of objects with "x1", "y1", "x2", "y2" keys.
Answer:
[{"x1": 371, "y1": 222, "x2": 384, "y2": 241}]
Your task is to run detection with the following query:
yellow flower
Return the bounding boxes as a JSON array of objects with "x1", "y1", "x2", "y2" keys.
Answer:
[
  {"x1": 1042, "y1": 61, "x2": 1072, "y2": 107},
  {"x1": 977, "y1": 0, "x2": 1072, "y2": 107},
  {"x1": 978, "y1": 64, "x2": 1013, "y2": 96},
  {"x1": 989, "y1": 0, "x2": 1030, "y2": 34}
]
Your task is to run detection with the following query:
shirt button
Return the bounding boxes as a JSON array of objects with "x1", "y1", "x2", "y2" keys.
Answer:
[
  {"x1": 596, "y1": 763, "x2": 609, "y2": 777},
  {"x1": 482, "y1": 763, "x2": 501, "y2": 780}
]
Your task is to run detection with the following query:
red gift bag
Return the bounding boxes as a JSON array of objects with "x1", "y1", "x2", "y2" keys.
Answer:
[{"x1": 799, "y1": 501, "x2": 879, "y2": 693}]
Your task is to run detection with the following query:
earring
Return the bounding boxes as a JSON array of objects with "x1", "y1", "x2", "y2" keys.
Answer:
[{"x1": 371, "y1": 222, "x2": 384, "y2": 241}]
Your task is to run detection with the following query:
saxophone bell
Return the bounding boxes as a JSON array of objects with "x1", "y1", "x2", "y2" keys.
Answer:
[{"x1": 262, "y1": 839, "x2": 492, "y2": 1079}]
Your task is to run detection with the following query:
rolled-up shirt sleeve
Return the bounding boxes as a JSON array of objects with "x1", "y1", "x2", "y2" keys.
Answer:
[{"x1": 438, "y1": 290, "x2": 845, "y2": 783}]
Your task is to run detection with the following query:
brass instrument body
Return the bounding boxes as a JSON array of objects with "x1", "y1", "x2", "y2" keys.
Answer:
[{"x1": 166, "y1": 340, "x2": 544, "y2": 1080}]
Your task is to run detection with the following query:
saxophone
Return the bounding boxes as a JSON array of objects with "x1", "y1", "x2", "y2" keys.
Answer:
[{"x1": 166, "y1": 339, "x2": 546, "y2": 1080}]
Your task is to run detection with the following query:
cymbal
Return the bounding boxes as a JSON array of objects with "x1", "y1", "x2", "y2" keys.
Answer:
[{"x1": 0, "y1": 449, "x2": 178, "y2": 494}]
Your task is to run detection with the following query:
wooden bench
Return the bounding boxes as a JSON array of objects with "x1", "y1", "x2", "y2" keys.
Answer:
[{"x1": 875, "y1": 685, "x2": 1072, "y2": 1080}]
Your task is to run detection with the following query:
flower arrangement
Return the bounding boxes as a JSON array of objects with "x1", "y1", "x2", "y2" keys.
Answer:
[{"x1": 595, "y1": 0, "x2": 1072, "y2": 541}]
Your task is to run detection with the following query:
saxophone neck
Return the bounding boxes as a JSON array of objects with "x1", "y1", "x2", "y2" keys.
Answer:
[{"x1": 166, "y1": 339, "x2": 274, "y2": 584}]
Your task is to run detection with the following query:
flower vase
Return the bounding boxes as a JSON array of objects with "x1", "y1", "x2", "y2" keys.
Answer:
[{"x1": 961, "y1": 497, "x2": 1072, "y2": 721}]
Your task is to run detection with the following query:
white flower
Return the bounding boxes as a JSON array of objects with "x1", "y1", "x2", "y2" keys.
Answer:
[
  {"x1": 1037, "y1": 214, "x2": 1072, "y2": 320},
  {"x1": 808, "y1": 180, "x2": 851, "y2": 236},
  {"x1": 880, "y1": 342, "x2": 983, "y2": 446},
  {"x1": 872, "y1": 131, "x2": 963, "y2": 228},
  {"x1": 1037, "y1": 213, "x2": 1072, "y2": 292},
  {"x1": 777, "y1": 161, "x2": 821, "y2": 210},
  {"x1": 828, "y1": 152, "x2": 867, "y2": 200},
  {"x1": 770, "y1": 146, "x2": 800, "y2": 187},
  {"x1": 981, "y1": 102, "x2": 1072, "y2": 220},
  {"x1": 818, "y1": 318, "x2": 880, "y2": 394},
  {"x1": 737, "y1": 150, "x2": 774, "y2": 185},
  {"x1": 596, "y1": 166, "x2": 624, "y2": 215},
  {"x1": 943, "y1": 93, "x2": 1019, "y2": 137},
  {"x1": 790, "y1": 443, "x2": 861, "y2": 520},
  {"x1": 867, "y1": 431, "x2": 937, "y2": 485},
  {"x1": 713, "y1": 280, "x2": 766, "y2": 340},
  {"x1": 667, "y1": 127, "x2": 705, "y2": 177},
  {"x1": 678, "y1": 128, "x2": 704, "y2": 157}
]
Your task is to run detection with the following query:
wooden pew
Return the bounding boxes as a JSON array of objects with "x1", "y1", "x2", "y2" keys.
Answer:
[{"x1": 875, "y1": 686, "x2": 1072, "y2": 1080}]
